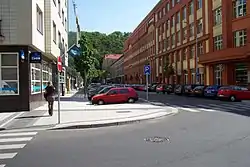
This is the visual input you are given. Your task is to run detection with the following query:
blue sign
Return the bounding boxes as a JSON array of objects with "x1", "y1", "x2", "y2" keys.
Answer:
[
  {"x1": 19, "y1": 50, "x2": 25, "y2": 61},
  {"x1": 67, "y1": 44, "x2": 81, "y2": 57},
  {"x1": 144, "y1": 65, "x2": 150, "y2": 75},
  {"x1": 30, "y1": 52, "x2": 42, "y2": 63}
]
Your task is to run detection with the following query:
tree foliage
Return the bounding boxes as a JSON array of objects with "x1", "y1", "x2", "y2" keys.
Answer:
[
  {"x1": 163, "y1": 56, "x2": 175, "y2": 78},
  {"x1": 68, "y1": 31, "x2": 131, "y2": 71}
]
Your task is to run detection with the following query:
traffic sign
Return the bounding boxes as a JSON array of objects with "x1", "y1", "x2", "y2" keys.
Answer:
[
  {"x1": 57, "y1": 56, "x2": 62, "y2": 72},
  {"x1": 144, "y1": 65, "x2": 150, "y2": 75}
]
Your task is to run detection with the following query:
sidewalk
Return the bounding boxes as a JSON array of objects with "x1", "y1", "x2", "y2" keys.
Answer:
[
  {"x1": 30, "y1": 98, "x2": 177, "y2": 130},
  {"x1": 0, "y1": 90, "x2": 78, "y2": 130}
]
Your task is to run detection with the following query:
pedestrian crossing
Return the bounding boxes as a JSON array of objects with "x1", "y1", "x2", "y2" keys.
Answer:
[
  {"x1": 0, "y1": 130, "x2": 38, "y2": 166},
  {"x1": 165, "y1": 102, "x2": 250, "y2": 113}
]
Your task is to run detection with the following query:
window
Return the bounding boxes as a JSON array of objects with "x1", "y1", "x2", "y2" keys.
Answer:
[
  {"x1": 166, "y1": 37, "x2": 170, "y2": 48},
  {"x1": 214, "y1": 35, "x2": 223, "y2": 50},
  {"x1": 183, "y1": 26, "x2": 188, "y2": 40},
  {"x1": 184, "y1": 73, "x2": 188, "y2": 84},
  {"x1": 167, "y1": 19, "x2": 170, "y2": 29},
  {"x1": 198, "y1": 42, "x2": 203, "y2": 55},
  {"x1": 65, "y1": 18, "x2": 67, "y2": 31},
  {"x1": 197, "y1": 0, "x2": 202, "y2": 9},
  {"x1": 108, "y1": 89, "x2": 118, "y2": 95},
  {"x1": 172, "y1": 0, "x2": 175, "y2": 7},
  {"x1": 234, "y1": 29, "x2": 247, "y2": 47},
  {"x1": 172, "y1": 34, "x2": 175, "y2": 46},
  {"x1": 62, "y1": 10, "x2": 64, "y2": 25},
  {"x1": 171, "y1": 15, "x2": 175, "y2": 27},
  {"x1": 183, "y1": 48, "x2": 187, "y2": 60},
  {"x1": 176, "y1": 12, "x2": 180, "y2": 23},
  {"x1": 235, "y1": 63, "x2": 248, "y2": 86},
  {"x1": 191, "y1": 69, "x2": 195, "y2": 84},
  {"x1": 189, "y1": 23, "x2": 194, "y2": 37},
  {"x1": 42, "y1": 63, "x2": 52, "y2": 92},
  {"x1": 53, "y1": 21, "x2": 56, "y2": 43},
  {"x1": 58, "y1": 31, "x2": 61, "y2": 47},
  {"x1": 36, "y1": 5, "x2": 43, "y2": 34},
  {"x1": 166, "y1": 3, "x2": 170, "y2": 12},
  {"x1": 189, "y1": 0, "x2": 194, "y2": 15},
  {"x1": 183, "y1": 6, "x2": 187, "y2": 20},
  {"x1": 163, "y1": 7, "x2": 166, "y2": 15},
  {"x1": 31, "y1": 63, "x2": 41, "y2": 94},
  {"x1": 190, "y1": 45, "x2": 195, "y2": 58},
  {"x1": 214, "y1": 65, "x2": 222, "y2": 85},
  {"x1": 233, "y1": 0, "x2": 247, "y2": 18},
  {"x1": 0, "y1": 53, "x2": 19, "y2": 95},
  {"x1": 197, "y1": 18, "x2": 203, "y2": 34},
  {"x1": 177, "y1": 31, "x2": 181, "y2": 43},
  {"x1": 119, "y1": 89, "x2": 129, "y2": 94},
  {"x1": 58, "y1": 0, "x2": 61, "y2": 17},
  {"x1": 176, "y1": 0, "x2": 180, "y2": 3},
  {"x1": 214, "y1": 7, "x2": 222, "y2": 25}
]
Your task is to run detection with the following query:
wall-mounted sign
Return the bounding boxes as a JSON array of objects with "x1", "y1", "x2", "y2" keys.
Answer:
[
  {"x1": 29, "y1": 52, "x2": 42, "y2": 63},
  {"x1": 67, "y1": 44, "x2": 81, "y2": 57}
]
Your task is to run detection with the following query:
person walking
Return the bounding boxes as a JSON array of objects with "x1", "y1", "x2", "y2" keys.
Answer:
[{"x1": 44, "y1": 82, "x2": 55, "y2": 116}]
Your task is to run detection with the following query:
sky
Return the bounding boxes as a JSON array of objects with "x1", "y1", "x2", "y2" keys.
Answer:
[{"x1": 69, "y1": 0, "x2": 159, "y2": 34}]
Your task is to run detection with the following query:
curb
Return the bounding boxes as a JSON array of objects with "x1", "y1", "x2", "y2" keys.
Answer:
[
  {"x1": 48, "y1": 110, "x2": 177, "y2": 130},
  {"x1": 0, "y1": 112, "x2": 25, "y2": 131}
]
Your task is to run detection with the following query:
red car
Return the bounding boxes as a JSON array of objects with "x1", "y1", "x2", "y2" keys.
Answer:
[
  {"x1": 217, "y1": 86, "x2": 250, "y2": 102},
  {"x1": 91, "y1": 87, "x2": 139, "y2": 105}
]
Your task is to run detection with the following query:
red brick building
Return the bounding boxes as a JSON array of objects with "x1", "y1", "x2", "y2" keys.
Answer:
[{"x1": 124, "y1": 0, "x2": 250, "y2": 87}]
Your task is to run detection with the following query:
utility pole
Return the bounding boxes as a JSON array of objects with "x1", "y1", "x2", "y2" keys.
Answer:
[{"x1": 72, "y1": 0, "x2": 80, "y2": 47}]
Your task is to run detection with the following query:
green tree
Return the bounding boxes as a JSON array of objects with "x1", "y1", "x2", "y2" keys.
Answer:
[
  {"x1": 163, "y1": 56, "x2": 175, "y2": 83},
  {"x1": 73, "y1": 34, "x2": 98, "y2": 95}
]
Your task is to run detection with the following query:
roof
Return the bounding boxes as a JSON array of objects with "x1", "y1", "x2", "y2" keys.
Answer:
[{"x1": 104, "y1": 54, "x2": 123, "y2": 60}]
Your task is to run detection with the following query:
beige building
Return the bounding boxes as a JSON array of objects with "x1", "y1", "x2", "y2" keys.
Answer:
[
  {"x1": 0, "y1": 0, "x2": 69, "y2": 112},
  {"x1": 110, "y1": 55, "x2": 124, "y2": 83}
]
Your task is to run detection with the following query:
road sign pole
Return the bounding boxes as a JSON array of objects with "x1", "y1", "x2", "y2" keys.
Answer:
[
  {"x1": 57, "y1": 73, "x2": 60, "y2": 124},
  {"x1": 146, "y1": 74, "x2": 149, "y2": 101}
]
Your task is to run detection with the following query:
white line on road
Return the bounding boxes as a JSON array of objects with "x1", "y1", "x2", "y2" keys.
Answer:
[
  {"x1": 0, "y1": 144, "x2": 26, "y2": 150},
  {"x1": 0, "y1": 164, "x2": 6, "y2": 167},
  {"x1": 0, "y1": 153, "x2": 17, "y2": 159},
  {"x1": 179, "y1": 107, "x2": 200, "y2": 113},
  {"x1": 0, "y1": 112, "x2": 24, "y2": 128},
  {"x1": 0, "y1": 132, "x2": 37, "y2": 137},
  {"x1": 0, "y1": 137, "x2": 33, "y2": 143}
]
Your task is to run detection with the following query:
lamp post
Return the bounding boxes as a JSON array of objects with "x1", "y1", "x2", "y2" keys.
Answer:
[{"x1": 183, "y1": 20, "x2": 199, "y2": 84}]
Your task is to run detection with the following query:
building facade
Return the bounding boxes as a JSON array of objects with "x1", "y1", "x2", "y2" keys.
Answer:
[
  {"x1": 0, "y1": 0, "x2": 68, "y2": 112},
  {"x1": 102, "y1": 54, "x2": 123, "y2": 81},
  {"x1": 124, "y1": 0, "x2": 250, "y2": 87},
  {"x1": 110, "y1": 55, "x2": 124, "y2": 83}
]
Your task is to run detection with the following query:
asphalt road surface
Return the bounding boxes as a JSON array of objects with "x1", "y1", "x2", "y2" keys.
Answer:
[
  {"x1": 137, "y1": 91, "x2": 250, "y2": 116},
  {"x1": 2, "y1": 105, "x2": 250, "y2": 167}
]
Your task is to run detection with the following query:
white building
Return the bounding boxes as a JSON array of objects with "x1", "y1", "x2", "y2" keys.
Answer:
[{"x1": 0, "y1": 0, "x2": 69, "y2": 112}]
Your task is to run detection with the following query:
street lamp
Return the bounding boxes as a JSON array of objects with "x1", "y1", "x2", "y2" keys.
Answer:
[{"x1": 183, "y1": 20, "x2": 199, "y2": 84}]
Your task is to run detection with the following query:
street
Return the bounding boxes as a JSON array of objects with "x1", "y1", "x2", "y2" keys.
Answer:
[
  {"x1": 1, "y1": 103, "x2": 250, "y2": 167},
  {"x1": 137, "y1": 91, "x2": 250, "y2": 116}
]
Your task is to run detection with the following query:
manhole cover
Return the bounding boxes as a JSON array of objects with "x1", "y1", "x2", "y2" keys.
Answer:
[
  {"x1": 116, "y1": 111, "x2": 131, "y2": 113},
  {"x1": 144, "y1": 136, "x2": 170, "y2": 143}
]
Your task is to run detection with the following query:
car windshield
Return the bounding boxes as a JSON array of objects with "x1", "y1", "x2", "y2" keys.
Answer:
[{"x1": 98, "y1": 87, "x2": 112, "y2": 94}]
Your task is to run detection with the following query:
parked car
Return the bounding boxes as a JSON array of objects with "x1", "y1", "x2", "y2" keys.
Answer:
[
  {"x1": 166, "y1": 84, "x2": 175, "y2": 94},
  {"x1": 156, "y1": 84, "x2": 167, "y2": 94},
  {"x1": 217, "y1": 86, "x2": 250, "y2": 102},
  {"x1": 148, "y1": 83, "x2": 159, "y2": 92},
  {"x1": 87, "y1": 85, "x2": 110, "y2": 101},
  {"x1": 204, "y1": 85, "x2": 222, "y2": 98},
  {"x1": 91, "y1": 87, "x2": 139, "y2": 105},
  {"x1": 183, "y1": 84, "x2": 200, "y2": 96},
  {"x1": 191, "y1": 85, "x2": 208, "y2": 97},
  {"x1": 175, "y1": 84, "x2": 185, "y2": 95}
]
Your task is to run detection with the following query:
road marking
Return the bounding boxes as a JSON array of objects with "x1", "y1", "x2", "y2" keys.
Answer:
[
  {"x1": 0, "y1": 153, "x2": 17, "y2": 159},
  {"x1": 0, "y1": 137, "x2": 33, "y2": 143},
  {"x1": 0, "y1": 112, "x2": 24, "y2": 128},
  {"x1": 0, "y1": 144, "x2": 26, "y2": 150},
  {"x1": 218, "y1": 104, "x2": 245, "y2": 111},
  {"x1": 0, "y1": 132, "x2": 37, "y2": 137},
  {"x1": 179, "y1": 107, "x2": 200, "y2": 113},
  {"x1": 208, "y1": 104, "x2": 230, "y2": 111},
  {"x1": 0, "y1": 164, "x2": 6, "y2": 167},
  {"x1": 198, "y1": 108, "x2": 218, "y2": 112}
]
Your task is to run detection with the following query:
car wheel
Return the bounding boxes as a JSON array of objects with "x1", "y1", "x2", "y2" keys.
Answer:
[
  {"x1": 97, "y1": 100, "x2": 104, "y2": 105},
  {"x1": 128, "y1": 98, "x2": 135, "y2": 103},
  {"x1": 229, "y1": 95, "x2": 236, "y2": 102}
]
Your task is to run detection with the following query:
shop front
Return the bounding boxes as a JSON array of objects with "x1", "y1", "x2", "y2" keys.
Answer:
[{"x1": 0, "y1": 45, "x2": 56, "y2": 112}]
